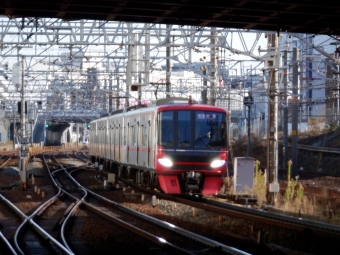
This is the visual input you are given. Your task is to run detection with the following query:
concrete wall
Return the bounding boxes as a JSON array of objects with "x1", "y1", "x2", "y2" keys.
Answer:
[{"x1": 0, "y1": 118, "x2": 9, "y2": 143}]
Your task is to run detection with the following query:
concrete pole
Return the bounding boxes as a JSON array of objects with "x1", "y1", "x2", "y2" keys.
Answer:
[
  {"x1": 13, "y1": 118, "x2": 16, "y2": 150},
  {"x1": 76, "y1": 123, "x2": 79, "y2": 147},
  {"x1": 82, "y1": 123, "x2": 85, "y2": 143},
  {"x1": 109, "y1": 74, "x2": 113, "y2": 113},
  {"x1": 266, "y1": 34, "x2": 279, "y2": 205},
  {"x1": 126, "y1": 34, "x2": 135, "y2": 108},
  {"x1": 145, "y1": 24, "x2": 150, "y2": 101},
  {"x1": 247, "y1": 104, "x2": 251, "y2": 157},
  {"x1": 283, "y1": 50, "x2": 289, "y2": 169},
  {"x1": 209, "y1": 27, "x2": 217, "y2": 106},
  {"x1": 20, "y1": 56, "x2": 27, "y2": 189},
  {"x1": 116, "y1": 74, "x2": 120, "y2": 110},
  {"x1": 336, "y1": 65, "x2": 340, "y2": 126},
  {"x1": 166, "y1": 24, "x2": 171, "y2": 98},
  {"x1": 291, "y1": 48, "x2": 299, "y2": 177},
  {"x1": 201, "y1": 69, "x2": 208, "y2": 104}
]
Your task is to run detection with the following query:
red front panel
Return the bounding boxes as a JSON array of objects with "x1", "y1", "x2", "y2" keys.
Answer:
[
  {"x1": 158, "y1": 175, "x2": 181, "y2": 194},
  {"x1": 202, "y1": 177, "x2": 223, "y2": 195}
]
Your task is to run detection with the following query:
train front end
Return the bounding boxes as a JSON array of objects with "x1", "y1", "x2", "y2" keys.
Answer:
[{"x1": 155, "y1": 104, "x2": 228, "y2": 195}]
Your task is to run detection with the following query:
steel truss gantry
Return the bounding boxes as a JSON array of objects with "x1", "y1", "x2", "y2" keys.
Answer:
[{"x1": 0, "y1": 18, "x2": 337, "y2": 126}]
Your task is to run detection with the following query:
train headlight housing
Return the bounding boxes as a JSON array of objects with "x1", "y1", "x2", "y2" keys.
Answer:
[
  {"x1": 158, "y1": 158, "x2": 173, "y2": 167},
  {"x1": 210, "y1": 159, "x2": 225, "y2": 168}
]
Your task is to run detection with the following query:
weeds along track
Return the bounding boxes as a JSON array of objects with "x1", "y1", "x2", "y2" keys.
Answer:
[
  {"x1": 126, "y1": 175, "x2": 340, "y2": 236},
  {"x1": 117, "y1": 175, "x2": 340, "y2": 254}
]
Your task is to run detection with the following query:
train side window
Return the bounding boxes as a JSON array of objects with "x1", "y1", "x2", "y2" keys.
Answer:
[
  {"x1": 115, "y1": 127, "x2": 119, "y2": 145},
  {"x1": 123, "y1": 127, "x2": 126, "y2": 146},
  {"x1": 130, "y1": 126, "x2": 136, "y2": 146},
  {"x1": 141, "y1": 125, "x2": 147, "y2": 146}
]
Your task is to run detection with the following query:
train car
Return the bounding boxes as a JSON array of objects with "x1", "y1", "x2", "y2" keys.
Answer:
[{"x1": 89, "y1": 97, "x2": 228, "y2": 195}]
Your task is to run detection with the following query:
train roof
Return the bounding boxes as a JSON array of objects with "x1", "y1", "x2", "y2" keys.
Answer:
[{"x1": 92, "y1": 97, "x2": 227, "y2": 123}]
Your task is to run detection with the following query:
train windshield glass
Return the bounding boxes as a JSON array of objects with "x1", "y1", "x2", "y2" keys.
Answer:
[
  {"x1": 177, "y1": 111, "x2": 192, "y2": 147},
  {"x1": 158, "y1": 111, "x2": 175, "y2": 146},
  {"x1": 194, "y1": 111, "x2": 226, "y2": 148},
  {"x1": 158, "y1": 110, "x2": 227, "y2": 148}
]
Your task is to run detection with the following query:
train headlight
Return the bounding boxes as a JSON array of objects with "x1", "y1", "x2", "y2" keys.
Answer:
[
  {"x1": 210, "y1": 159, "x2": 225, "y2": 168},
  {"x1": 158, "y1": 158, "x2": 173, "y2": 167}
]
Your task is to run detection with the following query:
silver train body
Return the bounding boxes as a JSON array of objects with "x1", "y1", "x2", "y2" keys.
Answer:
[{"x1": 89, "y1": 98, "x2": 228, "y2": 195}]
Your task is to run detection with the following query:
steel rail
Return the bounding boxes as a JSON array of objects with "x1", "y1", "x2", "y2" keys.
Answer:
[
  {"x1": 51, "y1": 155, "x2": 205, "y2": 255},
  {"x1": 68, "y1": 167, "x2": 251, "y2": 255},
  {"x1": 0, "y1": 230, "x2": 17, "y2": 255}
]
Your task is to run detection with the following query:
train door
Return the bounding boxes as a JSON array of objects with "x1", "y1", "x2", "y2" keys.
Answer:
[
  {"x1": 135, "y1": 122, "x2": 140, "y2": 165},
  {"x1": 105, "y1": 120, "x2": 109, "y2": 159},
  {"x1": 101, "y1": 121, "x2": 105, "y2": 158},
  {"x1": 122, "y1": 123, "x2": 128, "y2": 164},
  {"x1": 99, "y1": 122, "x2": 102, "y2": 157},
  {"x1": 109, "y1": 121, "x2": 113, "y2": 161},
  {"x1": 138, "y1": 119, "x2": 148, "y2": 167},
  {"x1": 114, "y1": 124, "x2": 119, "y2": 162},
  {"x1": 149, "y1": 120, "x2": 154, "y2": 169},
  {"x1": 118, "y1": 125, "x2": 122, "y2": 162},
  {"x1": 98, "y1": 122, "x2": 103, "y2": 156},
  {"x1": 93, "y1": 122, "x2": 97, "y2": 156},
  {"x1": 128, "y1": 123, "x2": 137, "y2": 165},
  {"x1": 102, "y1": 121, "x2": 105, "y2": 158}
]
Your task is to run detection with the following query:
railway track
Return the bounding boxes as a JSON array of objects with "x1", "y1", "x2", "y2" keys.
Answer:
[
  {"x1": 57, "y1": 154, "x2": 251, "y2": 255},
  {"x1": 0, "y1": 153, "x2": 17, "y2": 168},
  {"x1": 2, "y1": 149, "x2": 340, "y2": 254},
  {"x1": 2, "y1": 150, "x2": 251, "y2": 255},
  {"x1": 122, "y1": 175, "x2": 340, "y2": 236},
  {"x1": 116, "y1": 173, "x2": 340, "y2": 254}
]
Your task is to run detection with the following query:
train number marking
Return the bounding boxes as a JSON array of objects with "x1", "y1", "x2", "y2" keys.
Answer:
[{"x1": 170, "y1": 179, "x2": 177, "y2": 186}]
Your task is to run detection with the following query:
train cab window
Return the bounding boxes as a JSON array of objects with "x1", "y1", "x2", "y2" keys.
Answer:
[
  {"x1": 158, "y1": 111, "x2": 174, "y2": 146},
  {"x1": 177, "y1": 111, "x2": 191, "y2": 147},
  {"x1": 194, "y1": 111, "x2": 227, "y2": 148}
]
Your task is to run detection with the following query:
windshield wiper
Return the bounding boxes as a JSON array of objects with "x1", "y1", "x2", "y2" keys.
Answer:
[{"x1": 194, "y1": 135, "x2": 213, "y2": 150}]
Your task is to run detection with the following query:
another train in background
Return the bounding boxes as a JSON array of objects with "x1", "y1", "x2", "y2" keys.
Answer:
[{"x1": 89, "y1": 97, "x2": 229, "y2": 195}]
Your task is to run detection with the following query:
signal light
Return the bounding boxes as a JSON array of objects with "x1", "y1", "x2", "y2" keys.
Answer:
[{"x1": 45, "y1": 124, "x2": 49, "y2": 129}]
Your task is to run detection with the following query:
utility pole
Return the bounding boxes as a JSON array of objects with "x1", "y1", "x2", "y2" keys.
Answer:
[
  {"x1": 19, "y1": 55, "x2": 28, "y2": 190},
  {"x1": 266, "y1": 34, "x2": 279, "y2": 205},
  {"x1": 145, "y1": 24, "x2": 150, "y2": 102},
  {"x1": 76, "y1": 123, "x2": 79, "y2": 147},
  {"x1": 201, "y1": 68, "x2": 208, "y2": 104},
  {"x1": 209, "y1": 27, "x2": 217, "y2": 106},
  {"x1": 337, "y1": 64, "x2": 340, "y2": 126},
  {"x1": 333, "y1": 43, "x2": 340, "y2": 125},
  {"x1": 166, "y1": 24, "x2": 171, "y2": 98},
  {"x1": 291, "y1": 48, "x2": 299, "y2": 177},
  {"x1": 283, "y1": 49, "x2": 289, "y2": 169},
  {"x1": 126, "y1": 33, "x2": 135, "y2": 108},
  {"x1": 116, "y1": 63, "x2": 120, "y2": 110},
  {"x1": 109, "y1": 74, "x2": 113, "y2": 112},
  {"x1": 244, "y1": 93, "x2": 254, "y2": 157}
]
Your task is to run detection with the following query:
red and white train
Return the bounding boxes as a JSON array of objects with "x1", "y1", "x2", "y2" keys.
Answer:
[{"x1": 89, "y1": 97, "x2": 228, "y2": 195}]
